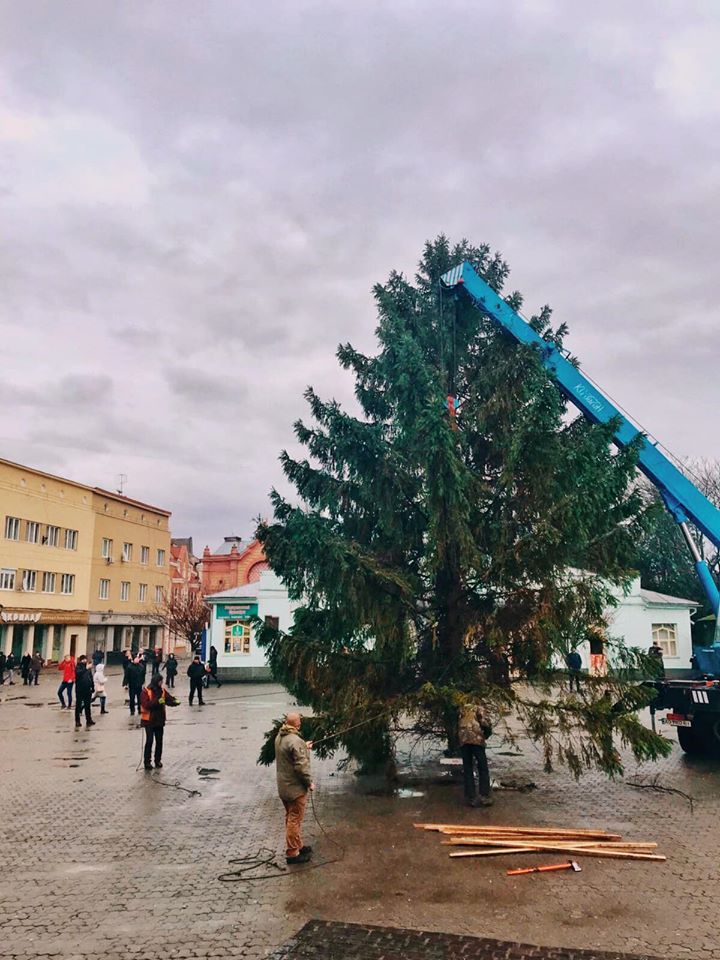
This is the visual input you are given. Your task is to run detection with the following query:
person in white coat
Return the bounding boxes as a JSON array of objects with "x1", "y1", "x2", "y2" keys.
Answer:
[{"x1": 93, "y1": 662, "x2": 109, "y2": 715}]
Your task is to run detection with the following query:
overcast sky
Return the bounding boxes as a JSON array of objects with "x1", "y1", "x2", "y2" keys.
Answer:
[{"x1": 1, "y1": 0, "x2": 719, "y2": 551}]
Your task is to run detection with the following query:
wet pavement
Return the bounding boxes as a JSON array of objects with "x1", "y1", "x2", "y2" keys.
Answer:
[{"x1": 2, "y1": 672, "x2": 719, "y2": 959}]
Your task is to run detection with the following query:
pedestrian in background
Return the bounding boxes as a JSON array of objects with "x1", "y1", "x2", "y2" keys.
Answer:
[
  {"x1": 207, "y1": 645, "x2": 222, "y2": 688},
  {"x1": 20, "y1": 652, "x2": 32, "y2": 685},
  {"x1": 121, "y1": 650, "x2": 132, "y2": 690},
  {"x1": 164, "y1": 653, "x2": 178, "y2": 688},
  {"x1": 458, "y1": 701, "x2": 493, "y2": 808},
  {"x1": 31, "y1": 652, "x2": 43, "y2": 685},
  {"x1": 126, "y1": 655, "x2": 145, "y2": 717},
  {"x1": 140, "y1": 672, "x2": 179, "y2": 769},
  {"x1": 275, "y1": 712, "x2": 314, "y2": 864},
  {"x1": 648, "y1": 640, "x2": 665, "y2": 678},
  {"x1": 5, "y1": 652, "x2": 16, "y2": 684},
  {"x1": 74, "y1": 656, "x2": 95, "y2": 729},
  {"x1": 565, "y1": 648, "x2": 583, "y2": 692},
  {"x1": 0, "y1": 650, "x2": 5, "y2": 684},
  {"x1": 57, "y1": 654, "x2": 75, "y2": 708},
  {"x1": 92, "y1": 648, "x2": 104, "y2": 667},
  {"x1": 187, "y1": 655, "x2": 205, "y2": 705},
  {"x1": 93, "y1": 660, "x2": 109, "y2": 714}
]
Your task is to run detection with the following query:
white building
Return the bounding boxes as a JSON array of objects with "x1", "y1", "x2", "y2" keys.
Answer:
[
  {"x1": 574, "y1": 576, "x2": 698, "y2": 677},
  {"x1": 205, "y1": 570, "x2": 296, "y2": 680}
]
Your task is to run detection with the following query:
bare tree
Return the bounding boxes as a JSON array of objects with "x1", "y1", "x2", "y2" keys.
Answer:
[{"x1": 154, "y1": 591, "x2": 210, "y2": 654}]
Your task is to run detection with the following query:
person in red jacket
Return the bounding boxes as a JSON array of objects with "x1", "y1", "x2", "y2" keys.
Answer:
[
  {"x1": 57, "y1": 655, "x2": 76, "y2": 709},
  {"x1": 140, "y1": 673, "x2": 179, "y2": 770}
]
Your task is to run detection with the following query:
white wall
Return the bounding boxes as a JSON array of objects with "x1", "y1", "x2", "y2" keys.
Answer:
[
  {"x1": 572, "y1": 577, "x2": 694, "y2": 671},
  {"x1": 210, "y1": 571, "x2": 296, "y2": 671}
]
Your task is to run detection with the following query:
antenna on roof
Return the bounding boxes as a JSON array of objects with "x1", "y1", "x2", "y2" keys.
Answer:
[{"x1": 117, "y1": 473, "x2": 127, "y2": 495}]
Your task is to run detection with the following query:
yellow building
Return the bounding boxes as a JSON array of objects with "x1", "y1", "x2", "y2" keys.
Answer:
[
  {"x1": 0, "y1": 458, "x2": 171, "y2": 661},
  {"x1": 87, "y1": 489, "x2": 171, "y2": 655}
]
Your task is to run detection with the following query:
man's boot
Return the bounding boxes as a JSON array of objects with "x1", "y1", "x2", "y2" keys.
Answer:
[{"x1": 286, "y1": 850, "x2": 311, "y2": 865}]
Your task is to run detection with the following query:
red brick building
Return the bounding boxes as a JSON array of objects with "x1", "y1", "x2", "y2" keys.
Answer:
[
  {"x1": 170, "y1": 537, "x2": 201, "y2": 601},
  {"x1": 200, "y1": 537, "x2": 269, "y2": 595}
]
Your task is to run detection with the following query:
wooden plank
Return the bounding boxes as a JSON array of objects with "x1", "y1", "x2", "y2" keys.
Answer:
[
  {"x1": 437, "y1": 830, "x2": 624, "y2": 842},
  {"x1": 417, "y1": 826, "x2": 622, "y2": 841},
  {"x1": 442, "y1": 838, "x2": 662, "y2": 857},
  {"x1": 414, "y1": 823, "x2": 620, "y2": 837},
  {"x1": 441, "y1": 837, "x2": 656, "y2": 849},
  {"x1": 449, "y1": 848, "x2": 666, "y2": 861}
]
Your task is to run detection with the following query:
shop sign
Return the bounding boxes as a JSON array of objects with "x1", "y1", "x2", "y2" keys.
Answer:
[
  {"x1": 216, "y1": 602, "x2": 258, "y2": 620},
  {"x1": 1, "y1": 611, "x2": 42, "y2": 623}
]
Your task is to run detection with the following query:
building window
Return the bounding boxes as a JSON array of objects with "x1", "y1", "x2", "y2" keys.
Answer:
[
  {"x1": 122, "y1": 542, "x2": 133, "y2": 562},
  {"x1": 45, "y1": 525, "x2": 60, "y2": 547},
  {"x1": 99, "y1": 579, "x2": 110, "y2": 600},
  {"x1": 102, "y1": 538, "x2": 113, "y2": 559},
  {"x1": 224, "y1": 620, "x2": 251, "y2": 655},
  {"x1": 141, "y1": 545, "x2": 150, "y2": 565},
  {"x1": 120, "y1": 581, "x2": 130, "y2": 601},
  {"x1": 156, "y1": 548, "x2": 166, "y2": 567},
  {"x1": 26, "y1": 521, "x2": 40, "y2": 544},
  {"x1": 264, "y1": 615, "x2": 280, "y2": 631},
  {"x1": 64, "y1": 529, "x2": 78, "y2": 550},
  {"x1": 60, "y1": 573, "x2": 75, "y2": 595},
  {"x1": 4, "y1": 516, "x2": 20, "y2": 540},
  {"x1": 22, "y1": 569, "x2": 37, "y2": 592},
  {"x1": 652, "y1": 623, "x2": 678, "y2": 658},
  {"x1": 0, "y1": 568, "x2": 16, "y2": 590},
  {"x1": 42, "y1": 572, "x2": 56, "y2": 593},
  {"x1": 138, "y1": 583, "x2": 147, "y2": 602},
  {"x1": 155, "y1": 585, "x2": 164, "y2": 603}
]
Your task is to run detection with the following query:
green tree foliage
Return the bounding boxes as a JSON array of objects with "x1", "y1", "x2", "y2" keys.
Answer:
[{"x1": 257, "y1": 236, "x2": 672, "y2": 777}]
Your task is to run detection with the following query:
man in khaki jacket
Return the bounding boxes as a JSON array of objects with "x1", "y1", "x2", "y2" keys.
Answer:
[
  {"x1": 275, "y1": 712, "x2": 314, "y2": 864},
  {"x1": 458, "y1": 702, "x2": 493, "y2": 808}
]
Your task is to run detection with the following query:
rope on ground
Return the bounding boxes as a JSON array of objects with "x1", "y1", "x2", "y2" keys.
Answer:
[
  {"x1": 625, "y1": 773, "x2": 696, "y2": 813},
  {"x1": 151, "y1": 778, "x2": 202, "y2": 797},
  {"x1": 217, "y1": 790, "x2": 344, "y2": 882}
]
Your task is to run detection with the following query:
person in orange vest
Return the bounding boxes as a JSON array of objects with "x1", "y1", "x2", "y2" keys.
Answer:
[{"x1": 140, "y1": 672, "x2": 180, "y2": 770}]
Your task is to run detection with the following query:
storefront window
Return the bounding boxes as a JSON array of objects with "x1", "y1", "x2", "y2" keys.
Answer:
[{"x1": 224, "y1": 620, "x2": 251, "y2": 654}]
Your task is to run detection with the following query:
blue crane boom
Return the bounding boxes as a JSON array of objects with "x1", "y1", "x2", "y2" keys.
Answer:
[{"x1": 441, "y1": 261, "x2": 720, "y2": 615}]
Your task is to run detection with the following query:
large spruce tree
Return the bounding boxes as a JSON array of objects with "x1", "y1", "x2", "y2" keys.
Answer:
[{"x1": 257, "y1": 236, "x2": 671, "y2": 777}]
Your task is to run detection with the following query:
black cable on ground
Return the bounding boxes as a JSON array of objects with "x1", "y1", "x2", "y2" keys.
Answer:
[{"x1": 217, "y1": 790, "x2": 344, "y2": 883}]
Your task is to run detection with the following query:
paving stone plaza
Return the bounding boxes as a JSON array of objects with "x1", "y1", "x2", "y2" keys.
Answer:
[{"x1": 2, "y1": 670, "x2": 719, "y2": 960}]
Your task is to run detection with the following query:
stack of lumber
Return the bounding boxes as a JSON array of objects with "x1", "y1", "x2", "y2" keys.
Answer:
[{"x1": 413, "y1": 823, "x2": 665, "y2": 862}]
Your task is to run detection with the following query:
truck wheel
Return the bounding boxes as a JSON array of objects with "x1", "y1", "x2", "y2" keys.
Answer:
[
  {"x1": 677, "y1": 725, "x2": 703, "y2": 755},
  {"x1": 678, "y1": 717, "x2": 720, "y2": 757}
]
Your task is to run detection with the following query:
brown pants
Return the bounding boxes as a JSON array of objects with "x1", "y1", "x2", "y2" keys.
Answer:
[{"x1": 282, "y1": 793, "x2": 307, "y2": 858}]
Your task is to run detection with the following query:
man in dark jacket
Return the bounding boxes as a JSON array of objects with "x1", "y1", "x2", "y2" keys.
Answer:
[
  {"x1": 275, "y1": 712, "x2": 314, "y2": 864},
  {"x1": 140, "y1": 672, "x2": 179, "y2": 769},
  {"x1": 565, "y1": 648, "x2": 583, "y2": 691},
  {"x1": 0, "y1": 650, "x2": 5, "y2": 684},
  {"x1": 30, "y1": 652, "x2": 43, "y2": 685},
  {"x1": 74, "y1": 656, "x2": 96, "y2": 729},
  {"x1": 187, "y1": 655, "x2": 205, "y2": 705},
  {"x1": 126, "y1": 656, "x2": 145, "y2": 716},
  {"x1": 20, "y1": 652, "x2": 32, "y2": 685},
  {"x1": 164, "y1": 653, "x2": 178, "y2": 688},
  {"x1": 5, "y1": 652, "x2": 16, "y2": 684},
  {"x1": 207, "y1": 645, "x2": 221, "y2": 687}
]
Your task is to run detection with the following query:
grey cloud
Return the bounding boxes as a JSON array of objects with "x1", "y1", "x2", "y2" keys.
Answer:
[{"x1": 0, "y1": 0, "x2": 719, "y2": 547}]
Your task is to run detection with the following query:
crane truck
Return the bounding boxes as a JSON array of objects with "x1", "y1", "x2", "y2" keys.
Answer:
[{"x1": 441, "y1": 261, "x2": 720, "y2": 756}]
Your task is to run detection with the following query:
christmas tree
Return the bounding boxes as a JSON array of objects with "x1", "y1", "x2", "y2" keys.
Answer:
[{"x1": 257, "y1": 236, "x2": 670, "y2": 777}]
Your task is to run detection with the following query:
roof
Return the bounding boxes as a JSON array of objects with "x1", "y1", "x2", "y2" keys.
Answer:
[
  {"x1": 172, "y1": 537, "x2": 194, "y2": 555},
  {"x1": 0, "y1": 457, "x2": 171, "y2": 516},
  {"x1": 94, "y1": 488, "x2": 171, "y2": 517},
  {"x1": 205, "y1": 583, "x2": 258, "y2": 601},
  {"x1": 639, "y1": 588, "x2": 698, "y2": 608},
  {"x1": 211, "y1": 536, "x2": 247, "y2": 555}
]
